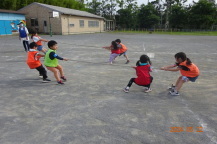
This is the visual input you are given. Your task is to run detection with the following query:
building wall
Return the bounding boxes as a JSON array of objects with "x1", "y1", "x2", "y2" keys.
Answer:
[
  {"x1": 61, "y1": 14, "x2": 104, "y2": 35},
  {"x1": 18, "y1": 3, "x2": 104, "y2": 35},
  {"x1": 18, "y1": 4, "x2": 62, "y2": 34},
  {"x1": 0, "y1": 13, "x2": 25, "y2": 35}
]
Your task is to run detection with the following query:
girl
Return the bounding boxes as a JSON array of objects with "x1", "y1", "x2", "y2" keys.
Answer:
[
  {"x1": 102, "y1": 41, "x2": 120, "y2": 64},
  {"x1": 160, "y1": 52, "x2": 200, "y2": 96},
  {"x1": 31, "y1": 31, "x2": 49, "y2": 54},
  {"x1": 124, "y1": 55, "x2": 153, "y2": 93}
]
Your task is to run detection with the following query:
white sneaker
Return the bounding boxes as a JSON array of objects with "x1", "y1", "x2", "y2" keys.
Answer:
[
  {"x1": 39, "y1": 75, "x2": 43, "y2": 79},
  {"x1": 169, "y1": 90, "x2": 180, "y2": 96},
  {"x1": 123, "y1": 88, "x2": 129, "y2": 93},
  {"x1": 145, "y1": 88, "x2": 152, "y2": 93}
]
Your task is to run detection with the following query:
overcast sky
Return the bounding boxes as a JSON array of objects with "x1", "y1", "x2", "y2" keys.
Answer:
[{"x1": 136, "y1": 0, "x2": 199, "y2": 6}]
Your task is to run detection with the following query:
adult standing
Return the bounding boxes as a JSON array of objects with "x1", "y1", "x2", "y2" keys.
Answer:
[{"x1": 18, "y1": 22, "x2": 30, "y2": 52}]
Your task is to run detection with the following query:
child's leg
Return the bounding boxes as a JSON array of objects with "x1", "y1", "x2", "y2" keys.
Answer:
[
  {"x1": 47, "y1": 67, "x2": 60, "y2": 81},
  {"x1": 36, "y1": 65, "x2": 48, "y2": 79},
  {"x1": 26, "y1": 41, "x2": 30, "y2": 51},
  {"x1": 126, "y1": 78, "x2": 136, "y2": 89},
  {"x1": 124, "y1": 54, "x2": 129, "y2": 61},
  {"x1": 175, "y1": 76, "x2": 188, "y2": 91},
  {"x1": 109, "y1": 53, "x2": 119, "y2": 63},
  {"x1": 22, "y1": 41, "x2": 28, "y2": 52},
  {"x1": 41, "y1": 48, "x2": 47, "y2": 54},
  {"x1": 55, "y1": 65, "x2": 64, "y2": 77}
]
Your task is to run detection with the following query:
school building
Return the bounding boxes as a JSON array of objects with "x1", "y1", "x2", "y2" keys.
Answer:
[
  {"x1": 18, "y1": 2, "x2": 106, "y2": 35},
  {"x1": 0, "y1": 9, "x2": 25, "y2": 35}
]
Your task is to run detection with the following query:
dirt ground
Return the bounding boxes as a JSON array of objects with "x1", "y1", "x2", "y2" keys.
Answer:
[{"x1": 0, "y1": 33, "x2": 217, "y2": 144}]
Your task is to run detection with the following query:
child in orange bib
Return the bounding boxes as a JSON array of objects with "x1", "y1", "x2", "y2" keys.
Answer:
[
  {"x1": 26, "y1": 42, "x2": 51, "y2": 83},
  {"x1": 160, "y1": 52, "x2": 200, "y2": 96},
  {"x1": 115, "y1": 39, "x2": 130, "y2": 64}
]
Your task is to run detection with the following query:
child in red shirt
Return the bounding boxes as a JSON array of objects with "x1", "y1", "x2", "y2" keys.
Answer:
[
  {"x1": 124, "y1": 55, "x2": 153, "y2": 93},
  {"x1": 115, "y1": 39, "x2": 130, "y2": 64},
  {"x1": 102, "y1": 41, "x2": 120, "y2": 64},
  {"x1": 160, "y1": 52, "x2": 199, "y2": 96},
  {"x1": 26, "y1": 42, "x2": 51, "y2": 83}
]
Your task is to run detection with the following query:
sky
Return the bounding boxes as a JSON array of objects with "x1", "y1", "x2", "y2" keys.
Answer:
[{"x1": 136, "y1": 0, "x2": 199, "y2": 6}]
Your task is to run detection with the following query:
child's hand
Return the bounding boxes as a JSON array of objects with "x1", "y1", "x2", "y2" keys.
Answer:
[
  {"x1": 160, "y1": 67, "x2": 165, "y2": 70},
  {"x1": 63, "y1": 58, "x2": 68, "y2": 61},
  {"x1": 131, "y1": 66, "x2": 136, "y2": 69}
]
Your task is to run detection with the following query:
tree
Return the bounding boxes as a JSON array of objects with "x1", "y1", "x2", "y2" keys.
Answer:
[
  {"x1": 188, "y1": 0, "x2": 217, "y2": 29},
  {"x1": 137, "y1": 4, "x2": 160, "y2": 29},
  {"x1": 169, "y1": 4, "x2": 188, "y2": 29}
]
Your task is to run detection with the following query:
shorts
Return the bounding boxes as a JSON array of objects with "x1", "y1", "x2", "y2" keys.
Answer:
[
  {"x1": 37, "y1": 45, "x2": 43, "y2": 51},
  {"x1": 182, "y1": 76, "x2": 199, "y2": 82},
  {"x1": 119, "y1": 51, "x2": 127, "y2": 56}
]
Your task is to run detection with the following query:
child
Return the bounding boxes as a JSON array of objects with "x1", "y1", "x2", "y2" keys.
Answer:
[
  {"x1": 18, "y1": 22, "x2": 30, "y2": 52},
  {"x1": 26, "y1": 42, "x2": 51, "y2": 82},
  {"x1": 124, "y1": 55, "x2": 153, "y2": 93},
  {"x1": 31, "y1": 31, "x2": 49, "y2": 54},
  {"x1": 102, "y1": 41, "x2": 120, "y2": 64},
  {"x1": 44, "y1": 40, "x2": 68, "y2": 84},
  {"x1": 160, "y1": 52, "x2": 200, "y2": 96},
  {"x1": 115, "y1": 39, "x2": 130, "y2": 64}
]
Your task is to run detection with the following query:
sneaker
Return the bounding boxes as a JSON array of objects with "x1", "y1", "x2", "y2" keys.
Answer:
[
  {"x1": 57, "y1": 80, "x2": 64, "y2": 85},
  {"x1": 168, "y1": 84, "x2": 175, "y2": 90},
  {"x1": 60, "y1": 76, "x2": 67, "y2": 81},
  {"x1": 169, "y1": 90, "x2": 180, "y2": 96},
  {"x1": 145, "y1": 88, "x2": 152, "y2": 93},
  {"x1": 42, "y1": 78, "x2": 51, "y2": 83},
  {"x1": 125, "y1": 60, "x2": 130, "y2": 64},
  {"x1": 123, "y1": 88, "x2": 129, "y2": 93},
  {"x1": 39, "y1": 75, "x2": 43, "y2": 79}
]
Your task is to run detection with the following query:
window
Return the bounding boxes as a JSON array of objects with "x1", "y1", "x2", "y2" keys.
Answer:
[
  {"x1": 69, "y1": 24, "x2": 74, "y2": 27},
  {"x1": 31, "y1": 18, "x2": 39, "y2": 26},
  {"x1": 88, "y1": 21, "x2": 99, "y2": 27},
  {"x1": 79, "y1": 20, "x2": 84, "y2": 27}
]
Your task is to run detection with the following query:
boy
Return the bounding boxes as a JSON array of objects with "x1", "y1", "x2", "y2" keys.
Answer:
[
  {"x1": 26, "y1": 42, "x2": 51, "y2": 82},
  {"x1": 44, "y1": 40, "x2": 68, "y2": 85},
  {"x1": 115, "y1": 39, "x2": 130, "y2": 64}
]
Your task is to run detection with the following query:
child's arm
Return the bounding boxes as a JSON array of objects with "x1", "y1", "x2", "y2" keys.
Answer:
[
  {"x1": 161, "y1": 64, "x2": 180, "y2": 72},
  {"x1": 50, "y1": 52, "x2": 68, "y2": 61},
  {"x1": 102, "y1": 46, "x2": 112, "y2": 50},
  {"x1": 40, "y1": 39, "x2": 49, "y2": 42},
  {"x1": 150, "y1": 66, "x2": 153, "y2": 72},
  {"x1": 164, "y1": 67, "x2": 180, "y2": 71},
  {"x1": 38, "y1": 54, "x2": 44, "y2": 57},
  {"x1": 160, "y1": 64, "x2": 176, "y2": 70}
]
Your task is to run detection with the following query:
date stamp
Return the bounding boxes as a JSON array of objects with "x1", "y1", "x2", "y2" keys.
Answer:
[{"x1": 170, "y1": 127, "x2": 203, "y2": 132}]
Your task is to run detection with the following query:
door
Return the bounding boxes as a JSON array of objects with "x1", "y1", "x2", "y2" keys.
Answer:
[{"x1": 43, "y1": 21, "x2": 48, "y2": 33}]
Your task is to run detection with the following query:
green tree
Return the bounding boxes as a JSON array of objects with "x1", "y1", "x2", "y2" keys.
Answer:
[
  {"x1": 137, "y1": 4, "x2": 160, "y2": 29},
  {"x1": 169, "y1": 5, "x2": 187, "y2": 29},
  {"x1": 188, "y1": 0, "x2": 216, "y2": 29}
]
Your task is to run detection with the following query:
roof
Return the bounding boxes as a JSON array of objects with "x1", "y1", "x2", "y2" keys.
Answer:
[
  {"x1": 0, "y1": 9, "x2": 25, "y2": 14},
  {"x1": 18, "y1": 2, "x2": 103, "y2": 19}
]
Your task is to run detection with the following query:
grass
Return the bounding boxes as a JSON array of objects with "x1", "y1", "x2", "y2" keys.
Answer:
[{"x1": 111, "y1": 30, "x2": 217, "y2": 36}]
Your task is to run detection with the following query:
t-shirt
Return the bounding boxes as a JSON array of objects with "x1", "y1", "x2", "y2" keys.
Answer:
[
  {"x1": 118, "y1": 43, "x2": 127, "y2": 53},
  {"x1": 33, "y1": 36, "x2": 42, "y2": 46},
  {"x1": 176, "y1": 61, "x2": 200, "y2": 77}
]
